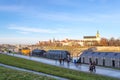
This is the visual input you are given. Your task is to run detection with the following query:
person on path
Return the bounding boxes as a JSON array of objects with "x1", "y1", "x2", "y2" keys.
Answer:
[
  {"x1": 59, "y1": 58, "x2": 62, "y2": 65},
  {"x1": 89, "y1": 61, "x2": 93, "y2": 72},
  {"x1": 67, "y1": 58, "x2": 70, "y2": 67},
  {"x1": 92, "y1": 61, "x2": 96, "y2": 72}
]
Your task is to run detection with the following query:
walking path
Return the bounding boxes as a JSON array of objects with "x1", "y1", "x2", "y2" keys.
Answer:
[
  {"x1": 0, "y1": 63, "x2": 68, "y2": 80},
  {"x1": 5, "y1": 53, "x2": 120, "y2": 79}
]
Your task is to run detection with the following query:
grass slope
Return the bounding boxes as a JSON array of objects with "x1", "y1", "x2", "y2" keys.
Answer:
[
  {"x1": 0, "y1": 66, "x2": 55, "y2": 80},
  {"x1": 0, "y1": 54, "x2": 118, "y2": 80}
]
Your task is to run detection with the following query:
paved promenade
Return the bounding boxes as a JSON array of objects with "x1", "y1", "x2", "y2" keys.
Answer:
[{"x1": 5, "y1": 53, "x2": 120, "y2": 79}]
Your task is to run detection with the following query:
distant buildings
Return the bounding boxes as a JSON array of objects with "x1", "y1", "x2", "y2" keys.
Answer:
[
  {"x1": 0, "y1": 31, "x2": 101, "y2": 53},
  {"x1": 83, "y1": 31, "x2": 101, "y2": 46},
  {"x1": 83, "y1": 31, "x2": 100, "y2": 41},
  {"x1": 38, "y1": 31, "x2": 101, "y2": 46},
  {"x1": 0, "y1": 44, "x2": 16, "y2": 53}
]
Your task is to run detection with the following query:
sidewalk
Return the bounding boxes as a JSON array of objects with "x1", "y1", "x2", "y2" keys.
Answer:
[{"x1": 6, "y1": 53, "x2": 120, "y2": 79}]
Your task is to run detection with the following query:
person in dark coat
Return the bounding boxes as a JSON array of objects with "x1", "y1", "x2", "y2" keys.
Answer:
[
  {"x1": 92, "y1": 61, "x2": 96, "y2": 72},
  {"x1": 59, "y1": 58, "x2": 62, "y2": 65},
  {"x1": 67, "y1": 58, "x2": 70, "y2": 67}
]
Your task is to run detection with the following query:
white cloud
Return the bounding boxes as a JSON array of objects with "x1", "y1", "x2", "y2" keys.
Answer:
[
  {"x1": 0, "y1": 37, "x2": 40, "y2": 44},
  {"x1": 9, "y1": 26, "x2": 55, "y2": 34},
  {"x1": 42, "y1": 12, "x2": 120, "y2": 23},
  {"x1": 31, "y1": 12, "x2": 95, "y2": 22},
  {"x1": 17, "y1": 31, "x2": 29, "y2": 34},
  {"x1": 8, "y1": 25, "x2": 71, "y2": 34}
]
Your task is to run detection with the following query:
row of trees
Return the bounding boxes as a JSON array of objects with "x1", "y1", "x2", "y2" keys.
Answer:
[
  {"x1": 37, "y1": 37, "x2": 120, "y2": 47},
  {"x1": 100, "y1": 37, "x2": 120, "y2": 46}
]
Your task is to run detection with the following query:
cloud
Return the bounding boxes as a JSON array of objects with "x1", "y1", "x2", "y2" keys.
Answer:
[
  {"x1": 30, "y1": 11, "x2": 95, "y2": 22},
  {"x1": 90, "y1": 13, "x2": 120, "y2": 23},
  {"x1": 9, "y1": 26, "x2": 56, "y2": 34},
  {"x1": 17, "y1": 31, "x2": 29, "y2": 34},
  {"x1": 24, "y1": 10, "x2": 119, "y2": 23},
  {"x1": 0, "y1": 1, "x2": 112, "y2": 23},
  {"x1": 8, "y1": 25, "x2": 71, "y2": 34},
  {"x1": 41, "y1": 12, "x2": 120, "y2": 23},
  {"x1": 0, "y1": 37, "x2": 41, "y2": 44}
]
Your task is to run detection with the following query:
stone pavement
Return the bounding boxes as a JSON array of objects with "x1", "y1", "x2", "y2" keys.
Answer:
[{"x1": 5, "y1": 53, "x2": 120, "y2": 79}]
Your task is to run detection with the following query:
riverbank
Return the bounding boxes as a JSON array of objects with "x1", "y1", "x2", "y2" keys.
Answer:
[{"x1": 0, "y1": 53, "x2": 118, "y2": 80}]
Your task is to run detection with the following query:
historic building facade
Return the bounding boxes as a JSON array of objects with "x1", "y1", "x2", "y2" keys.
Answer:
[{"x1": 83, "y1": 31, "x2": 101, "y2": 46}]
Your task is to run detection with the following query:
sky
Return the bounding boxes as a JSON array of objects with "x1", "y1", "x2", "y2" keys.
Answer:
[{"x1": 0, "y1": 0, "x2": 120, "y2": 44}]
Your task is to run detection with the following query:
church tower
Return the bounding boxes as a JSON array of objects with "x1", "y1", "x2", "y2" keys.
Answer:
[{"x1": 96, "y1": 31, "x2": 100, "y2": 38}]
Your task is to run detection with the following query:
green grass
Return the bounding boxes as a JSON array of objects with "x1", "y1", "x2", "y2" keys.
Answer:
[
  {"x1": 0, "y1": 66, "x2": 55, "y2": 80},
  {"x1": 0, "y1": 54, "x2": 119, "y2": 80}
]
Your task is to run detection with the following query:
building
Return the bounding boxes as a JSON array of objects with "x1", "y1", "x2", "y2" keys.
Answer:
[
  {"x1": 78, "y1": 49, "x2": 120, "y2": 68},
  {"x1": 44, "y1": 50, "x2": 71, "y2": 60},
  {"x1": 83, "y1": 31, "x2": 101, "y2": 46},
  {"x1": 32, "y1": 49, "x2": 46, "y2": 56},
  {"x1": 21, "y1": 47, "x2": 31, "y2": 56},
  {"x1": 37, "y1": 31, "x2": 101, "y2": 46}
]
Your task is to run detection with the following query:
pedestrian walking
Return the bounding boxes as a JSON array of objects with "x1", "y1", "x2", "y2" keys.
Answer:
[
  {"x1": 92, "y1": 61, "x2": 96, "y2": 72},
  {"x1": 67, "y1": 58, "x2": 70, "y2": 67},
  {"x1": 59, "y1": 58, "x2": 62, "y2": 65},
  {"x1": 62, "y1": 58, "x2": 65, "y2": 65},
  {"x1": 89, "y1": 61, "x2": 93, "y2": 72}
]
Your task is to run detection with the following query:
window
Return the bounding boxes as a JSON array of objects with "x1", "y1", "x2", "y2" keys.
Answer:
[
  {"x1": 96, "y1": 58, "x2": 98, "y2": 65},
  {"x1": 83, "y1": 57, "x2": 85, "y2": 63},
  {"x1": 89, "y1": 58, "x2": 92, "y2": 63},
  {"x1": 103, "y1": 59, "x2": 105, "y2": 66},
  {"x1": 112, "y1": 60, "x2": 115, "y2": 67},
  {"x1": 119, "y1": 61, "x2": 120, "y2": 67}
]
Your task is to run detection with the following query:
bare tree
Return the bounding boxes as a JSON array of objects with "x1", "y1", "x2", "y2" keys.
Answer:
[{"x1": 100, "y1": 38, "x2": 108, "y2": 46}]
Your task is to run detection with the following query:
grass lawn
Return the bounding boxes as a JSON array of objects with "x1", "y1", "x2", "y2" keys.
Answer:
[
  {"x1": 0, "y1": 54, "x2": 119, "y2": 80},
  {"x1": 0, "y1": 66, "x2": 55, "y2": 80}
]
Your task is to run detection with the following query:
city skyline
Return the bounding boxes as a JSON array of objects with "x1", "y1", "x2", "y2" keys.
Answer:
[{"x1": 0, "y1": 0, "x2": 120, "y2": 44}]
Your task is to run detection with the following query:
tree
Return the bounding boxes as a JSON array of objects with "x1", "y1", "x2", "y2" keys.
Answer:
[
  {"x1": 108, "y1": 37, "x2": 115, "y2": 46},
  {"x1": 100, "y1": 38, "x2": 108, "y2": 46}
]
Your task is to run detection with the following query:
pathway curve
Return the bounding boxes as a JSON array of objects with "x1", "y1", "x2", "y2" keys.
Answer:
[{"x1": 5, "y1": 53, "x2": 120, "y2": 79}]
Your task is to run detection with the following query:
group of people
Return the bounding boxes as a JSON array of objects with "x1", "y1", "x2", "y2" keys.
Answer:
[
  {"x1": 56, "y1": 58, "x2": 96, "y2": 72},
  {"x1": 89, "y1": 61, "x2": 96, "y2": 72},
  {"x1": 57, "y1": 58, "x2": 70, "y2": 66}
]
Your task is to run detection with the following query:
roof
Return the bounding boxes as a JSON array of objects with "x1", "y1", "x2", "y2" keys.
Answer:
[
  {"x1": 47, "y1": 50, "x2": 70, "y2": 55},
  {"x1": 32, "y1": 49, "x2": 46, "y2": 53},
  {"x1": 84, "y1": 36, "x2": 97, "y2": 39},
  {"x1": 22, "y1": 47, "x2": 30, "y2": 50},
  {"x1": 80, "y1": 51, "x2": 120, "y2": 59}
]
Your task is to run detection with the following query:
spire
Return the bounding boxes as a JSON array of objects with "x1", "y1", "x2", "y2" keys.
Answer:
[
  {"x1": 96, "y1": 30, "x2": 100, "y2": 38},
  {"x1": 53, "y1": 38, "x2": 55, "y2": 42}
]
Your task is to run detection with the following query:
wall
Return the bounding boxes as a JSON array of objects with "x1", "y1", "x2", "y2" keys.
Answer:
[{"x1": 96, "y1": 46, "x2": 120, "y2": 52}]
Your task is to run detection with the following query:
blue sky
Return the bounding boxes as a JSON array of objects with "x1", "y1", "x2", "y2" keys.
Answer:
[{"x1": 0, "y1": 0, "x2": 120, "y2": 44}]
